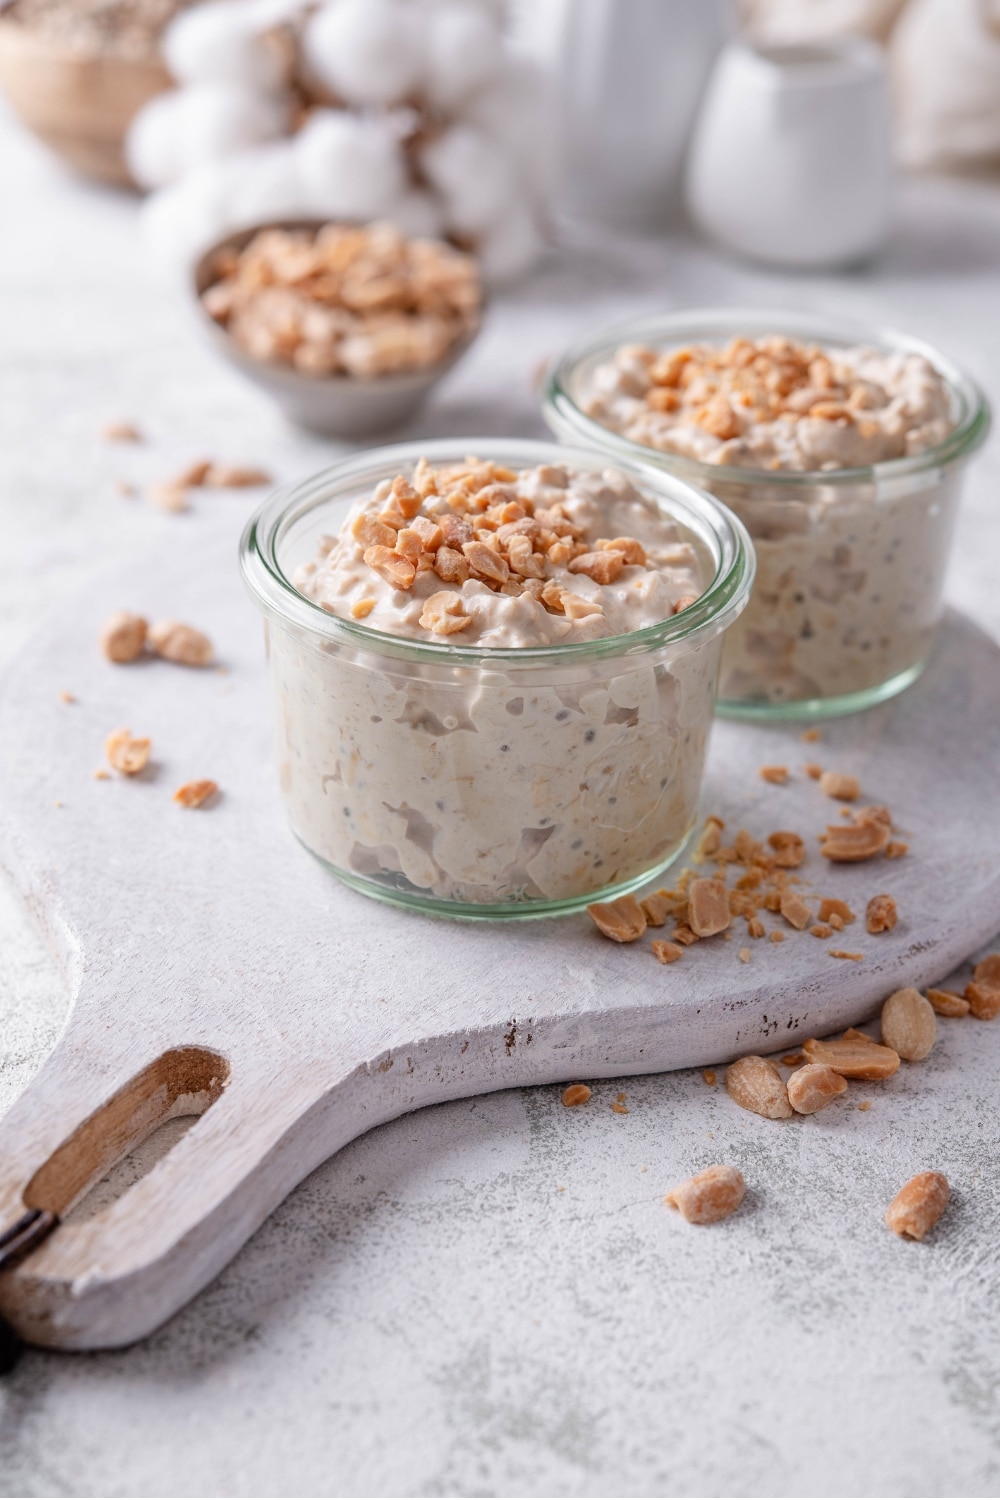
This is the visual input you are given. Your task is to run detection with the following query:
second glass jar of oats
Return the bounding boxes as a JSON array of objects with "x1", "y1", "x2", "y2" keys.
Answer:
[{"x1": 543, "y1": 309, "x2": 990, "y2": 718}]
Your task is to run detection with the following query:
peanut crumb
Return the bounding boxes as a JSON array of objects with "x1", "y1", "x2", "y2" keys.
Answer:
[
  {"x1": 829, "y1": 950, "x2": 864, "y2": 961},
  {"x1": 804, "y1": 762, "x2": 823, "y2": 779},
  {"x1": 204, "y1": 464, "x2": 273, "y2": 489},
  {"x1": 173, "y1": 779, "x2": 219, "y2": 809},
  {"x1": 926, "y1": 987, "x2": 970, "y2": 1018},
  {"x1": 93, "y1": 767, "x2": 110, "y2": 780},
  {"x1": 611, "y1": 1101, "x2": 629, "y2": 1115},
  {"x1": 100, "y1": 610, "x2": 148, "y2": 664},
  {"x1": 688, "y1": 877, "x2": 731, "y2": 937},
  {"x1": 769, "y1": 930, "x2": 785, "y2": 944},
  {"x1": 703, "y1": 1069, "x2": 717, "y2": 1086},
  {"x1": 148, "y1": 620, "x2": 214, "y2": 667},
  {"x1": 866, "y1": 894, "x2": 898, "y2": 934},
  {"x1": 780, "y1": 1053, "x2": 804, "y2": 1067},
  {"x1": 671, "y1": 925, "x2": 700, "y2": 946},
  {"x1": 350, "y1": 599, "x2": 376, "y2": 620},
  {"x1": 779, "y1": 891, "x2": 812, "y2": 930},
  {"x1": 760, "y1": 765, "x2": 788, "y2": 785},
  {"x1": 820, "y1": 770, "x2": 860, "y2": 801},
  {"x1": 810, "y1": 923, "x2": 833, "y2": 939},
  {"x1": 59, "y1": 690, "x2": 75, "y2": 704},
  {"x1": 801, "y1": 728, "x2": 821, "y2": 742},
  {"x1": 105, "y1": 728, "x2": 151, "y2": 776},
  {"x1": 148, "y1": 483, "x2": 190, "y2": 513},
  {"x1": 857, "y1": 1101, "x2": 872, "y2": 1112},
  {"x1": 651, "y1": 940, "x2": 684, "y2": 964},
  {"x1": 747, "y1": 917, "x2": 766, "y2": 939},
  {"x1": 101, "y1": 420, "x2": 143, "y2": 443},
  {"x1": 116, "y1": 480, "x2": 137, "y2": 498},
  {"x1": 885, "y1": 841, "x2": 909, "y2": 859},
  {"x1": 588, "y1": 894, "x2": 647, "y2": 943},
  {"x1": 665, "y1": 1165, "x2": 745, "y2": 1224},
  {"x1": 738, "y1": 947, "x2": 751, "y2": 963},
  {"x1": 562, "y1": 1084, "x2": 591, "y2": 1107}
]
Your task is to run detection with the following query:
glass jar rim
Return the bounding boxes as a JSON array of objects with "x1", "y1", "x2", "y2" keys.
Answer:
[
  {"x1": 543, "y1": 306, "x2": 992, "y2": 488},
  {"x1": 239, "y1": 437, "x2": 755, "y2": 666}
]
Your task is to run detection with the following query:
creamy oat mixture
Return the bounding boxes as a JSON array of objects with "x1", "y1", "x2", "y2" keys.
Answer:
[
  {"x1": 583, "y1": 336, "x2": 954, "y2": 473},
  {"x1": 579, "y1": 335, "x2": 960, "y2": 707},
  {"x1": 269, "y1": 457, "x2": 723, "y2": 907},
  {"x1": 297, "y1": 457, "x2": 706, "y2": 644}
]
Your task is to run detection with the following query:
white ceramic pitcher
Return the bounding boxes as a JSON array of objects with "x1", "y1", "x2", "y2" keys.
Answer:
[
  {"x1": 685, "y1": 37, "x2": 894, "y2": 268},
  {"x1": 513, "y1": 0, "x2": 734, "y2": 230}
]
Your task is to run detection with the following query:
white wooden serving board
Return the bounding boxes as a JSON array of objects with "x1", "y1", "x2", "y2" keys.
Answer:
[{"x1": 1, "y1": 516, "x2": 999, "y2": 1352}]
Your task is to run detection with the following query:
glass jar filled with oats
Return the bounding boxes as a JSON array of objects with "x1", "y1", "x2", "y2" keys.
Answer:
[
  {"x1": 241, "y1": 439, "x2": 753, "y2": 917},
  {"x1": 543, "y1": 309, "x2": 990, "y2": 719}
]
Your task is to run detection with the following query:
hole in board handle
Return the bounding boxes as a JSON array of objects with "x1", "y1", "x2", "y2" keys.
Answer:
[{"x1": 21, "y1": 1046, "x2": 231, "y2": 1218}]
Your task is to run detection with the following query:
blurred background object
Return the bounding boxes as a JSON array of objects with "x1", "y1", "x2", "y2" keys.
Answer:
[
  {"x1": 742, "y1": 0, "x2": 1000, "y2": 174},
  {"x1": 128, "y1": 0, "x2": 554, "y2": 284},
  {"x1": 0, "y1": 0, "x2": 193, "y2": 185},
  {"x1": 686, "y1": 37, "x2": 893, "y2": 267},
  {"x1": 512, "y1": 0, "x2": 733, "y2": 230}
]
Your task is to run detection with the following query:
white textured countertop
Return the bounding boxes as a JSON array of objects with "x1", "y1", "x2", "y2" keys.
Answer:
[{"x1": 1, "y1": 115, "x2": 999, "y2": 1497}]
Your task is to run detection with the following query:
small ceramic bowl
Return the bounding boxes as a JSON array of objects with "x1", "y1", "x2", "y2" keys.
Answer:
[{"x1": 192, "y1": 221, "x2": 484, "y2": 439}]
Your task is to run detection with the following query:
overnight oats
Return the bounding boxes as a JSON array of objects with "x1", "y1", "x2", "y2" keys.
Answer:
[
  {"x1": 543, "y1": 311, "x2": 990, "y2": 718},
  {"x1": 241, "y1": 440, "x2": 753, "y2": 917}
]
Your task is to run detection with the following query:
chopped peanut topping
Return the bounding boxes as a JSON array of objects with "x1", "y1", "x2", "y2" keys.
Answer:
[
  {"x1": 651, "y1": 940, "x2": 684, "y2": 964},
  {"x1": 779, "y1": 892, "x2": 812, "y2": 930},
  {"x1": 640, "y1": 892, "x2": 672, "y2": 927},
  {"x1": 885, "y1": 841, "x2": 909, "y2": 859},
  {"x1": 828, "y1": 949, "x2": 863, "y2": 960},
  {"x1": 350, "y1": 599, "x2": 376, "y2": 620},
  {"x1": 568, "y1": 550, "x2": 624, "y2": 585},
  {"x1": 364, "y1": 545, "x2": 416, "y2": 591},
  {"x1": 818, "y1": 897, "x2": 855, "y2": 925},
  {"x1": 588, "y1": 895, "x2": 647, "y2": 943},
  {"x1": 810, "y1": 923, "x2": 833, "y2": 939},
  {"x1": 418, "y1": 591, "x2": 472, "y2": 636},
  {"x1": 804, "y1": 762, "x2": 823, "y2": 780},
  {"x1": 973, "y1": 953, "x2": 1000, "y2": 988},
  {"x1": 820, "y1": 819, "x2": 890, "y2": 862},
  {"x1": 786, "y1": 1063, "x2": 848, "y2": 1115},
  {"x1": 665, "y1": 1165, "x2": 745, "y2": 1224}
]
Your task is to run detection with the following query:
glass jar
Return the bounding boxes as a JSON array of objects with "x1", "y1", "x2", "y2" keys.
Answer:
[
  {"x1": 543, "y1": 309, "x2": 990, "y2": 719},
  {"x1": 240, "y1": 438, "x2": 754, "y2": 918}
]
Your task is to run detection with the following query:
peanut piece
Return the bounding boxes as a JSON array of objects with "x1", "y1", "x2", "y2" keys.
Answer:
[
  {"x1": 665, "y1": 1165, "x2": 746, "y2": 1225},
  {"x1": 587, "y1": 895, "x2": 647, "y2": 943},
  {"x1": 786, "y1": 1063, "x2": 848, "y2": 1114},
  {"x1": 463, "y1": 540, "x2": 509, "y2": 584},
  {"x1": 759, "y1": 765, "x2": 788, "y2": 784},
  {"x1": 567, "y1": 550, "x2": 625, "y2": 584},
  {"x1": 820, "y1": 821, "x2": 889, "y2": 862},
  {"x1": 802, "y1": 1034, "x2": 900, "y2": 1080},
  {"x1": 688, "y1": 878, "x2": 731, "y2": 937},
  {"x1": 819, "y1": 771, "x2": 860, "y2": 801},
  {"x1": 640, "y1": 892, "x2": 672, "y2": 927},
  {"x1": 364, "y1": 545, "x2": 416, "y2": 590},
  {"x1": 866, "y1": 894, "x2": 898, "y2": 934},
  {"x1": 147, "y1": 620, "x2": 213, "y2": 667},
  {"x1": 351, "y1": 512, "x2": 398, "y2": 550},
  {"x1": 881, "y1": 988, "x2": 936, "y2": 1060},
  {"x1": 926, "y1": 988, "x2": 970, "y2": 1017},
  {"x1": 433, "y1": 545, "x2": 470, "y2": 584},
  {"x1": 779, "y1": 892, "x2": 812, "y2": 930},
  {"x1": 725, "y1": 1055, "x2": 792, "y2": 1119},
  {"x1": 973, "y1": 953, "x2": 1000, "y2": 988},
  {"x1": 885, "y1": 1171, "x2": 949, "y2": 1240},
  {"x1": 562, "y1": 1084, "x2": 591, "y2": 1107},
  {"x1": 818, "y1": 897, "x2": 855, "y2": 925},
  {"x1": 105, "y1": 728, "x2": 151, "y2": 776},
  {"x1": 768, "y1": 831, "x2": 804, "y2": 868},
  {"x1": 965, "y1": 981, "x2": 1000, "y2": 1020},
  {"x1": 100, "y1": 610, "x2": 148, "y2": 664},
  {"x1": 651, "y1": 940, "x2": 684, "y2": 964},
  {"x1": 174, "y1": 779, "x2": 218, "y2": 808}
]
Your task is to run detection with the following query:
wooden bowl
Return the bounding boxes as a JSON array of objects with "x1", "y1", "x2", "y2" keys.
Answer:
[{"x1": 0, "y1": 18, "x2": 171, "y2": 187}]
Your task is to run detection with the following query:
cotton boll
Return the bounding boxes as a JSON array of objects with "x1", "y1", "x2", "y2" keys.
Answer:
[
  {"x1": 420, "y1": 123, "x2": 516, "y2": 236},
  {"x1": 163, "y1": 2, "x2": 289, "y2": 90},
  {"x1": 141, "y1": 163, "x2": 234, "y2": 276},
  {"x1": 221, "y1": 142, "x2": 310, "y2": 229},
  {"x1": 296, "y1": 109, "x2": 409, "y2": 219},
  {"x1": 476, "y1": 197, "x2": 545, "y2": 284},
  {"x1": 460, "y1": 57, "x2": 559, "y2": 202},
  {"x1": 303, "y1": 0, "x2": 425, "y2": 108},
  {"x1": 249, "y1": 0, "x2": 309, "y2": 27},
  {"x1": 127, "y1": 89, "x2": 192, "y2": 188},
  {"x1": 424, "y1": 3, "x2": 502, "y2": 111},
  {"x1": 129, "y1": 83, "x2": 291, "y2": 188},
  {"x1": 386, "y1": 188, "x2": 446, "y2": 240}
]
